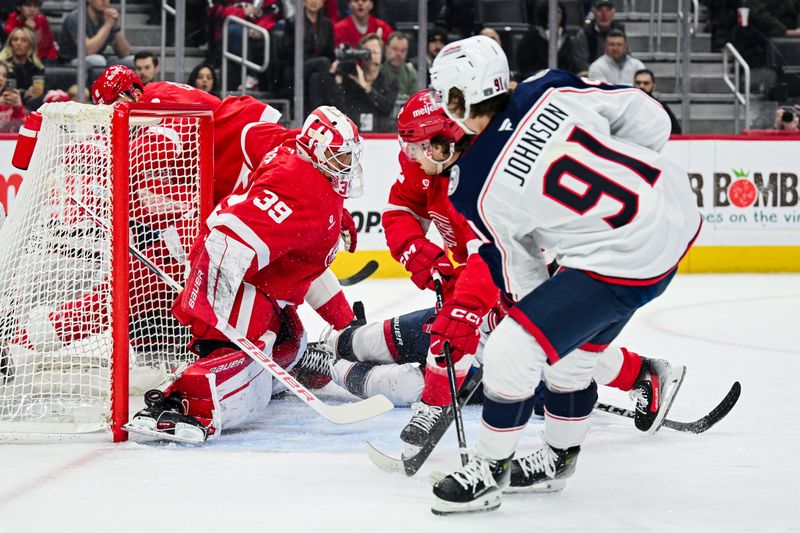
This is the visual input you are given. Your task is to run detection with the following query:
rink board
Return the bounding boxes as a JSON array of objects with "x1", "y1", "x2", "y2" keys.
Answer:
[{"x1": 2, "y1": 133, "x2": 798, "y2": 274}]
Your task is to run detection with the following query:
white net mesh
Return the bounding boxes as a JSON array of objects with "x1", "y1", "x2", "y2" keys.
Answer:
[{"x1": 0, "y1": 102, "x2": 205, "y2": 437}]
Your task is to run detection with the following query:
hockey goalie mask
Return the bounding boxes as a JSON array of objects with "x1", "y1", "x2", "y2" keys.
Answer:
[
  {"x1": 397, "y1": 89, "x2": 465, "y2": 175},
  {"x1": 296, "y1": 106, "x2": 364, "y2": 198},
  {"x1": 430, "y1": 35, "x2": 509, "y2": 134},
  {"x1": 92, "y1": 65, "x2": 144, "y2": 105}
]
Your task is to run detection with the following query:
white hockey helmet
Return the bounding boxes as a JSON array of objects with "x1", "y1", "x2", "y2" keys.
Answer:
[
  {"x1": 296, "y1": 106, "x2": 364, "y2": 198},
  {"x1": 429, "y1": 35, "x2": 510, "y2": 134}
]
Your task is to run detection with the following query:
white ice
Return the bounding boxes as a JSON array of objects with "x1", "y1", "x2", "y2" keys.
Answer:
[{"x1": 1, "y1": 274, "x2": 798, "y2": 533}]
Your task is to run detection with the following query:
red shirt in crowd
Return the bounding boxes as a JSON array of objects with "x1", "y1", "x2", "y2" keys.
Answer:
[{"x1": 4, "y1": 12, "x2": 58, "y2": 62}]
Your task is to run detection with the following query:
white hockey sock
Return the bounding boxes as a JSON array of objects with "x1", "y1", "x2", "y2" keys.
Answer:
[
  {"x1": 476, "y1": 419, "x2": 527, "y2": 460},
  {"x1": 591, "y1": 345, "x2": 625, "y2": 386},
  {"x1": 348, "y1": 321, "x2": 395, "y2": 364},
  {"x1": 332, "y1": 359, "x2": 423, "y2": 406}
]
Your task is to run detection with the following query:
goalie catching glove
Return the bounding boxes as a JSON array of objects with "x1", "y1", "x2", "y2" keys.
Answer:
[
  {"x1": 428, "y1": 299, "x2": 482, "y2": 363},
  {"x1": 399, "y1": 239, "x2": 454, "y2": 291}
]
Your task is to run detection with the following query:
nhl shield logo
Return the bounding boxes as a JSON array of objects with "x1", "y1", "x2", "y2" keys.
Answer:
[{"x1": 448, "y1": 165, "x2": 460, "y2": 196}]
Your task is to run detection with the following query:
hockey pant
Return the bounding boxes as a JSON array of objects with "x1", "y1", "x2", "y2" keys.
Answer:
[
  {"x1": 164, "y1": 304, "x2": 306, "y2": 437},
  {"x1": 477, "y1": 268, "x2": 676, "y2": 459}
]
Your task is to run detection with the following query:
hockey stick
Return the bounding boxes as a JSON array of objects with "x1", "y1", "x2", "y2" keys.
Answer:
[
  {"x1": 61, "y1": 192, "x2": 394, "y2": 425},
  {"x1": 596, "y1": 381, "x2": 741, "y2": 434},
  {"x1": 432, "y1": 272, "x2": 469, "y2": 467},
  {"x1": 365, "y1": 366, "x2": 484, "y2": 476},
  {"x1": 337, "y1": 260, "x2": 379, "y2": 286}
]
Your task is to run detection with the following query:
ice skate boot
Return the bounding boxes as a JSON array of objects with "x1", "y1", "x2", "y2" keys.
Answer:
[
  {"x1": 401, "y1": 401, "x2": 445, "y2": 449},
  {"x1": 292, "y1": 342, "x2": 339, "y2": 388},
  {"x1": 505, "y1": 444, "x2": 580, "y2": 493},
  {"x1": 124, "y1": 389, "x2": 208, "y2": 444},
  {"x1": 631, "y1": 357, "x2": 686, "y2": 434},
  {"x1": 431, "y1": 453, "x2": 511, "y2": 515}
]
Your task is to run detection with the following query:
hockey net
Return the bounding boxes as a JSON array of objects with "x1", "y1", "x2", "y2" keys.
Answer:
[{"x1": 0, "y1": 102, "x2": 213, "y2": 441}]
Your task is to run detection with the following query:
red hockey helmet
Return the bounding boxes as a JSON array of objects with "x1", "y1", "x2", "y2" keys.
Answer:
[
  {"x1": 296, "y1": 106, "x2": 364, "y2": 198},
  {"x1": 397, "y1": 89, "x2": 465, "y2": 173},
  {"x1": 91, "y1": 65, "x2": 144, "y2": 105},
  {"x1": 397, "y1": 89, "x2": 464, "y2": 144}
]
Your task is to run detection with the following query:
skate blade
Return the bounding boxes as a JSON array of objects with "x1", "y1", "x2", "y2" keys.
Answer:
[
  {"x1": 123, "y1": 422, "x2": 206, "y2": 445},
  {"x1": 503, "y1": 478, "x2": 566, "y2": 494},
  {"x1": 431, "y1": 493, "x2": 501, "y2": 516},
  {"x1": 648, "y1": 364, "x2": 687, "y2": 435}
]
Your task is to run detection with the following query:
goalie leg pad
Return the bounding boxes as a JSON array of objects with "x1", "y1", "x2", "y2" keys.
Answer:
[{"x1": 164, "y1": 344, "x2": 274, "y2": 432}]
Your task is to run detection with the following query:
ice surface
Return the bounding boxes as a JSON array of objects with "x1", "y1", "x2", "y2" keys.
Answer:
[{"x1": 1, "y1": 274, "x2": 798, "y2": 532}]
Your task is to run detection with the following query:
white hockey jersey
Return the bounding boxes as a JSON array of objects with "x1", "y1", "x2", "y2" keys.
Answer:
[{"x1": 448, "y1": 70, "x2": 702, "y2": 301}]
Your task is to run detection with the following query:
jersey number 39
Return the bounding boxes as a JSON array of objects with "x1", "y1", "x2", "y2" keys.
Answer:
[
  {"x1": 253, "y1": 189, "x2": 292, "y2": 223},
  {"x1": 543, "y1": 127, "x2": 661, "y2": 229}
]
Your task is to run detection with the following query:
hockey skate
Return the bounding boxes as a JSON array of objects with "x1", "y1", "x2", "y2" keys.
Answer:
[
  {"x1": 293, "y1": 342, "x2": 339, "y2": 388},
  {"x1": 505, "y1": 444, "x2": 580, "y2": 493},
  {"x1": 631, "y1": 358, "x2": 687, "y2": 434},
  {"x1": 431, "y1": 453, "x2": 511, "y2": 515},
  {"x1": 124, "y1": 389, "x2": 208, "y2": 444},
  {"x1": 401, "y1": 402, "x2": 445, "y2": 450}
]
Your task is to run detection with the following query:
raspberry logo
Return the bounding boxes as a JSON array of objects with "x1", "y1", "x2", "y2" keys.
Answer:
[{"x1": 728, "y1": 168, "x2": 757, "y2": 208}]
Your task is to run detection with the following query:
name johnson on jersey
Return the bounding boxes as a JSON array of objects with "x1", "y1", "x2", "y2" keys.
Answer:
[{"x1": 501, "y1": 102, "x2": 569, "y2": 187}]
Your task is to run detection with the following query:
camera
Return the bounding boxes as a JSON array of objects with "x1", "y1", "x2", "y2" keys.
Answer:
[
  {"x1": 5, "y1": 77, "x2": 16, "y2": 91},
  {"x1": 335, "y1": 44, "x2": 372, "y2": 77},
  {"x1": 781, "y1": 106, "x2": 795, "y2": 123}
]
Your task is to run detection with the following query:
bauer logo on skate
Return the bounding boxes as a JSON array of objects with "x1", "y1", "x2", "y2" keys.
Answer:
[{"x1": 499, "y1": 102, "x2": 569, "y2": 188}]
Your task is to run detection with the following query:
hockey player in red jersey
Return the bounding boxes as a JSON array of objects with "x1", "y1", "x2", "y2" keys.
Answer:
[{"x1": 125, "y1": 106, "x2": 364, "y2": 443}]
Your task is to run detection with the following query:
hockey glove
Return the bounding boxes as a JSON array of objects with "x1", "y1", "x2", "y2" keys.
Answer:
[
  {"x1": 429, "y1": 301, "x2": 482, "y2": 363},
  {"x1": 399, "y1": 239, "x2": 454, "y2": 291},
  {"x1": 341, "y1": 208, "x2": 358, "y2": 253}
]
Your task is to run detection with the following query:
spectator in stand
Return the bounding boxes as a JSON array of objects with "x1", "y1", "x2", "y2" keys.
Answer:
[
  {"x1": 573, "y1": 0, "x2": 625, "y2": 75},
  {"x1": 67, "y1": 83, "x2": 90, "y2": 101},
  {"x1": 282, "y1": 0, "x2": 336, "y2": 111},
  {"x1": 517, "y1": 1, "x2": 579, "y2": 77},
  {"x1": 42, "y1": 88, "x2": 70, "y2": 103},
  {"x1": 479, "y1": 27, "x2": 501, "y2": 44},
  {"x1": 0, "y1": 27, "x2": 44, "y2": 107},
  {"x1": 134, "y1": 51, "x2": 159, "y2": 85},
  {"x1": 634, "y1": 68, "x2": 681, "y2": 134},
  {"x1": 0, "y1": 61, "x2": 26, "y2": 132},
  {"x1": 707, "y1": 0, "x2": 738, "y2": 52},
  {"x1": 333, "y1": 0, "x2": 392, "y2": 48},
  {"x1": 3, "y1": 0, "x2": 57, "y2": 63},
  {"x1": 588, "y1": 29, "x2": 644, "y2": 85},
  {"x1": 212, "y1": 0, "x2": 284, "y2": 91},
  {"x1": 773, "y1": 103, "x2": 800, "y2": 130},
  {"x1": 411, "y1": 26, "x2": 447, "y2": 85},
  {"x1": 751, "y1": 0, "x2": 800, "y2": 36},
  {"x1": 382, "y1": 31, "x2": 416, "y2": 102},
  {"x1": 330, "y1": 32, "x2": 398, "y2": 132},
  {"x1": 188, "y1": 63, "x2": 219, "y2": 96},
  {"x1": 324, "y1": 0, "x2": 340, "y2": 22},
  {"x1": 58, "y1": 0, "x2": 134, "y2": 68}
]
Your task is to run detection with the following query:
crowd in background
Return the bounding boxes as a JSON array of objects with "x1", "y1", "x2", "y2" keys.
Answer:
[{"x1": 0, "y1": 0, "x2": 798, "y2": 133}]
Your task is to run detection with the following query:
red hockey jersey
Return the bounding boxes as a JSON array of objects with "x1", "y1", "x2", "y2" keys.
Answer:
[
  {"x1": 383, "y1": 153, "x2": 499, "y2": 314},
  {"x1": 176, "y1": 144, "x2": 344, "y2": 339}
]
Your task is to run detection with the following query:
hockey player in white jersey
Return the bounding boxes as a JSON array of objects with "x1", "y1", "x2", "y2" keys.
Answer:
[{"x1": 427, "y1": 35, "x2": 702, "y2": 515}]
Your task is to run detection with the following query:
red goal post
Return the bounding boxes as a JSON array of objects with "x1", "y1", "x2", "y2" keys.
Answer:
[{"x1": 0, "y1": 102, "x2": 213, "y2": 442}]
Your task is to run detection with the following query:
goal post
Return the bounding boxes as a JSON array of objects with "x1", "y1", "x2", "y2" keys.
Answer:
[{"x1": 0, "y1": 102, "x2": 214, "y2": 442}]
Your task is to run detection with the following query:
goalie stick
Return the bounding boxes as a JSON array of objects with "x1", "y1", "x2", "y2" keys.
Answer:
[
  {"x1": 365, "y1": 366, "x2": 484, "y2": 476},
  {"x1": 337, "y1": 260, "x2": 379, "y2": 286},
  {"x1": 596, "y1": 381, "x2": 741, "y2": 434},
  {"x1": 61, "y1": 190, "x2": 394, "y2": 425}
]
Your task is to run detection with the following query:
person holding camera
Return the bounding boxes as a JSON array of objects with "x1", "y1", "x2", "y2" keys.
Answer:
[
  {"x1": 0, "y1": 61, "x2": 26, "y2": 133},
  {"x1": 0, "y1": 27, "x2": 45, "y2": 108},
  {"x1": 774, "y1": 104, "x2": 800, "y2": 130},
  {"x1": 330, "y1": 32, "x2": 398, "y2": 132}
]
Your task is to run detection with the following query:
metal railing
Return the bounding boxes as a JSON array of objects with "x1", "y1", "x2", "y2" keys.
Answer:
[
  {"x1": 723, "y1": 43, "x2": 751, "y2": 132},
  {"x1": 160, "y1": 0, "x2": 185, "y2": 82},
  {"x1": 221, "y1": 15, "x2": 271, "y2": 96},
  {"x1": 647, "y1": 0, "x2": 698, "y2": 57}
]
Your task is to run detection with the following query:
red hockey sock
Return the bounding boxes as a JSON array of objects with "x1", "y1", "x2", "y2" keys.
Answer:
[{"x1": 607, "y1": 347, "x2": 644, "y2": 392}]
